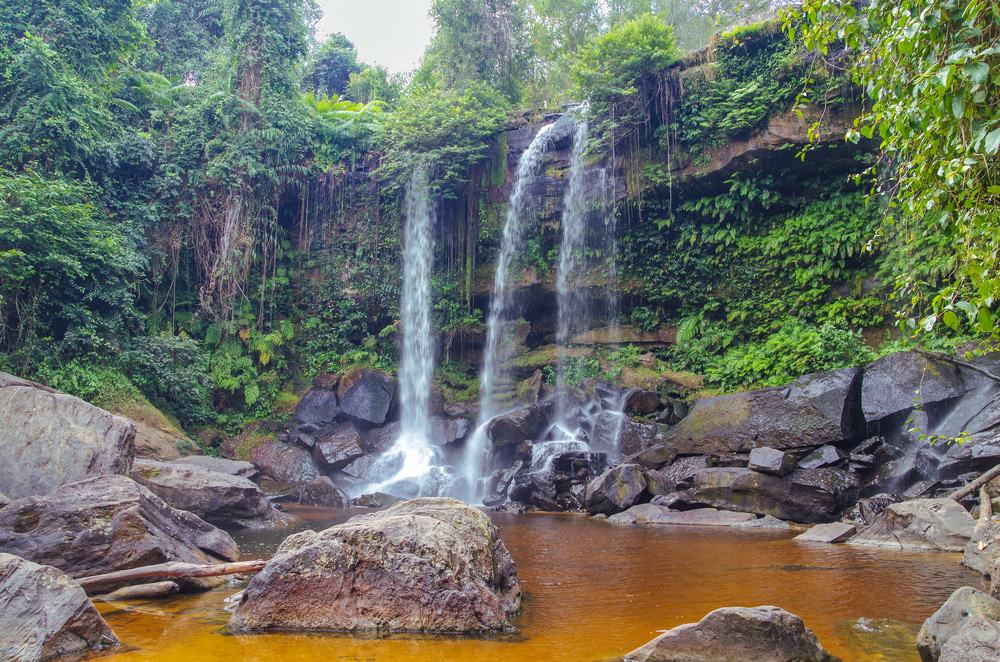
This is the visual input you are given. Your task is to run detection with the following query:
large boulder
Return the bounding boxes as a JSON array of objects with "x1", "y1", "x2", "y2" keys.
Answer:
[
  {"x1": 965, "y1": 519, "x2": 1000, "y2": 576},
  {"x1": 669, "y1": 467, "x2": 860, "y2": 523},
  {"x1": 623, "y1": 605, "x2": 838, "y2": 662},
  {"x1": 862, "y1": 352, "x2": 969, "y2": 429},
  {"x1": 251, "y1": 440, "x2": 320, "y2": 484},
  {"x1": 487, "y1": 405, "x2": 547, "y2": 446},
  {"x1": 0, "y1": 553, "x2": 119, "y2": 661},
  {"x1": 292, "y1": 388, "x2": 341, "y2": 428},
  {"x1": 585, "y1": 464, "x2": 648, "y2": 515},
  {"x1": 850, "y1": 498, "x2": 975, "y2": 552},
  {"x1": 0, "y1": 372, "x2": 136, "y2": 499},
  {"x1": 296, "y1": 476, "x2": 347, "y2": 507},
  {"x1": 336, "y1": 368, "x2": 396, "y2": 425},
  {"x1": 228, "y1": 498, "x2": 521, "y2": 633},
  {"x1": 918, "y1": 587, "x2": 1000, "y2": 662},
  {"x1": 0, "y1": 475, "x2": 238, "y2": 589},
  {"x1": 312, "y1": 421, "x2": 366, "y2": 471},
  {"x1": 430, "y1": 416, "x2": 472, "y2": 445},
  {"x1": 169, "y1": 455, "x2": 258, "y2": 480},
  {"x1": 645, "y1": 456, "x2": 711, "y2": 496},
  {"x1": 663, "y1": 367, "x2": 864, "y2": 455},
  {"x1": 130, "y1": 459, "x2": 285, "y2": 528}
]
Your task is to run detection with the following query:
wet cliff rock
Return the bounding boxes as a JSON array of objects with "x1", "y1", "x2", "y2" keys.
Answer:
[
  {"x1": 229, "y1": 498, "x2": 521, "y2": 633},
  {"x1": 0, "y1": 553, "x2": 119, "y2": 661},
  {"x1": 0, "y1": 371, "x2": 135, "y2": 500}
]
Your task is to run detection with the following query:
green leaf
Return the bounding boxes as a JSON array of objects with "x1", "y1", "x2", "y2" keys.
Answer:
[
  {"x1": 943, "y1": 310, "x2": 960, "y2": 330},
  {"x1": 978, "y1": 307, "x2": 995, "y2": 333},
  {"x1": 986, "y1": 128, "x2": 1000, "y2": 154}
]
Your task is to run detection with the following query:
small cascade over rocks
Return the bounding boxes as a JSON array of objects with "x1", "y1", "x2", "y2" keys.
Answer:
[
  {"x1": 462, "y1": 122, "x2": 557, "y2": 503},
  {"x1": 363, "y1": 166, "x2": 453, "y2": 498}
]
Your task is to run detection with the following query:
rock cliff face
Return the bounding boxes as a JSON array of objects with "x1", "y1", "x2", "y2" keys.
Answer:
[
  {"x1": 229, "y1": 497, "x2": 521, "y2": 633},
  {"x1": 0, "y1": 372, "x2": 135, "y2": 500}
]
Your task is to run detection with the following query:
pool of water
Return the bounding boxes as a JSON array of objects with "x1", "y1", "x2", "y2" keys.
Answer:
[{"x1": 95, "y1": 506, "x2": 982, "y2": 661}]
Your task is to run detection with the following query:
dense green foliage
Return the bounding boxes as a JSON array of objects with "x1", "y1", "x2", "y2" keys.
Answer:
[{"x1": 790, "y1": 0, "x2": 999, "y2": 344}]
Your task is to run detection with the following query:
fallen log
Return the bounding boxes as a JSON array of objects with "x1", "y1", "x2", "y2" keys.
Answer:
[
  {"x1": 916, "y1": 348, "x2": 1000, "y2": 383},
  {"x1": 951, "y1": 463, "x2": 1000, "y2": 502},
  {"x1": 77, "y1": 559, "x2": 267, "y2": 595}
]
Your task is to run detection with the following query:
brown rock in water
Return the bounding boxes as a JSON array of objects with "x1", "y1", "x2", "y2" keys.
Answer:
[
  {"x1": 918, "y1": 587, "x2": 1000, "y2": 662},
  {"x1": 312, "y1": 421, "x2": 366, "y2": 470},
  {"x1": 623, "y1": 605, "x2": 838, "y2": 661},
  {"x1": 850, "y1": 498, "x2": 975, "y2": 552},
  {"x1": 585, "y1": 464, "x2": 648, "y2": 515},
  {"x1": 0, "y1": 553, "x2": 119, "y2": 661},
  {"x1": 229, "y1": 497, "x2": 521, "y2": 633},
  {"x1": 0, "y1": 371, "x2": 135, "y2": 500},
  {"x1": 130, "y1": 459, "x2": 285, "y2": 528},
  {"x1": 0, "y1": 475, "x2": 237, "y2": 590},
  {"x1": 296, "y1": 476, "x2": 347, "y2": 507}
]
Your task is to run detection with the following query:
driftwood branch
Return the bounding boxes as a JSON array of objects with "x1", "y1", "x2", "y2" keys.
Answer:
[
  {"x1": 78, "y1": 559, "x2": 267, "y2": 595},
  {"x1": 916, "y1": 348, "x2": 1000, "y2": 383},
  {"x1": 978, "y1": 485, "x2": 993, "y2": 532},
  {"x1": 951, "y1": 463, "x2": 1000, "y2": 501}
]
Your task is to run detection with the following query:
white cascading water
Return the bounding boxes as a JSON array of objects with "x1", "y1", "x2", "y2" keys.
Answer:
[
  {"x1": 365, "y1": 165, "x2": 450, "y2": 496},
  {"x1": 461, "y1": 122, "x2": 556, "y2": 502},
  {"x1": 555, "y1": 112, "x2": 590, "y2": 418}
]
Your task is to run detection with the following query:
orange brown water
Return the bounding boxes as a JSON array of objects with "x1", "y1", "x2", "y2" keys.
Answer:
[{"x1": 95, "y1": 507, "x2": 982, "y2": 661}]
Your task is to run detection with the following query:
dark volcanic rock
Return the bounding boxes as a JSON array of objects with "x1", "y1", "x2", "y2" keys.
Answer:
[
  {"x1": 628, "y1": 444, "x2": 678, "y2": 469},
  {"x1": 748, "y1": 447, "x2": 795, "y2": 476},
  {"x1": 170, "y1": 455, "x2": 258, "y2": 480},
  {"x1": 296, "y1": 476, "x2": 347, "y2": 507},
  {"x1": 336, "y1": 368, "x2": 396, "y2": 425},
  {"x1": 130, "y1": 459, "x2": 285, "y2": 528},
  {"x1": 430, "y1": 416, "x2": 472, "y2": 445},
  {"x1": 251, "y1": 440, "x2": 320, "y2": 484},
  {"x1": 624, "y1": 389, "x2": 661, "y2": 416},
  {"x1": 229, "y1": 498, "x2": 521, "y2": 633},
  {"x1": 591, "y1": 412, "x2": 658, "y2": 457},
  {"x1": 487, "y1": 405, "x2": 547, "y2": 446},
  {"x1": 663, "y1": 367, "x2": 864, "y2": 455},
  {"x1": 850, "y1": 498, "x2": 975, "y2": 552},
  {"x1": 918, "y1": 587, "x2": 1000, "y2": 662},
  {"x1": 292, "y1": 388, "x2": 341, "y2": 428},
  {"x1": 313, "y1": 421, "x2": 366, "y2": 471},
  {"x1": 645, "y1": 456, "x2": 711, "y2": 496},
  {"x1": 585, "y1": 464, "x2": 648, "y2": 515},
  {"x1": 861, "y1": 352, "x2": 968, "y2": 428},
  {"x1": 509, "y1": 471, "x2": 561, "y2": 511},
  {"x1": 623, "y1": 605, "x2": 838, "y2": 661},
  {"x1": 670, "y1": 467, "x2": 860, "y2": 523},
  {"x1": 0, "y1": 371, "x2": 136, "y2": 500},
  {"x1": 0, "y1": 475, "x2": 238, "y2": 589},
  {"x1": 798, "y1": 445, "x2": 846, "y2": 469},
  {"x1": 0, "y1": 553, "x2": 120, "y2": 661}
]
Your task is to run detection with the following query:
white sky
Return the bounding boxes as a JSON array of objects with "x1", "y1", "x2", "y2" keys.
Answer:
[{"x1": 314, "y1": 0, "x2": 436, "y2": 74}]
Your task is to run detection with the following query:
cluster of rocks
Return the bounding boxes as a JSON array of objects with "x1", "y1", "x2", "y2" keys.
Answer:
[
  {"x1": 0, "y1": 371, "x2": 285, "y2": 660},
  {"x1": 487, "y1": 352, "x2": 1000, "y2": 531},
  {"x1": 232, "y1": 367, "x2": 472, "y2": 502}
]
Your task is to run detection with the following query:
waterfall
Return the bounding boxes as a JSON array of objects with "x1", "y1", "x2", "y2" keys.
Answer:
[
  {"x1": 555, "y1": 113, "x2": 589, "y2": 416},
  {"x1": 461, "y1": 122, "x2": 555, "y2": 502},
  {"x1": 365, "y1": 165, "x2": 449, "y2": 496}
]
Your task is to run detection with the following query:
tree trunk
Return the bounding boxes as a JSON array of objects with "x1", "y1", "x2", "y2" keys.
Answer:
[{"x1": 77, "y1": 560, "x2": 267, "y2": 595}]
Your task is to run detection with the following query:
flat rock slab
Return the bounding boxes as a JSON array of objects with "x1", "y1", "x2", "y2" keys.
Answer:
[
  {"x1": 795, "y1": 522, "x2": 857, "y2": 544},
  {"x1": 0, "y1": 371, "x2": 135, "y2": 500},
  {"x1": 850, "y1": 498, "x2": 975, "y2": 552},
  {"x1": 229, "y1": 497, "x2": 521, "y2": 633},
  {"x1": 0, "y1": 553, "x2": 119, "y2": 661},
  {"x1": 609, "y1": 503, "x2": 756, "y2": 527},
  {"x1": 169, "y1": 456, "x2": 258, "y2": 480}
]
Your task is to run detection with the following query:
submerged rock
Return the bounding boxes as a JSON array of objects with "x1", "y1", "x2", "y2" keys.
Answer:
[
  {"x1": 918, "y1": 586, "x2": 1000, "y2": 662},
  {"x1": 130, "y1": 459, "x2": 285, "y2": 528},
  {"x1": 663, "y1": 367, "x2": 864, "y2": 455},
  {"x1": 229, "y1": 498, "x2": 520, "y2": 633},
  {"x1": 623, "y1": 605, "x2": 838, "y2": 661},
  {"x1": 669, "y1": 467, "x2": 860, "y2": 523},
  {"x1": 0, "y1": 553, "x2": 119, "y2": 661},
  {"x1": 0, "y1": 371, "x2": 136, "y2": 500},
  {"x1": 0, "y1": 475, "x2": 238, "y2": 589},
  {"x1": 608, "y1": 504, "x2": 755, "y2": 527},
  {"x1": 336, "y1": 368, "x2": 396, "y2": 425},
  {"x1": 585, "y1": 464, "x2": 648, "y2": 515},
  {"x1": 850, "y1": 498, "x2": 975, "y2": 552}
]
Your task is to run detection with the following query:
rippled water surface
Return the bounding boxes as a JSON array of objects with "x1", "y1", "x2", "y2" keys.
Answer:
[{"x1": 96, "y1": 507, "x2": 982, "y2": 661}]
